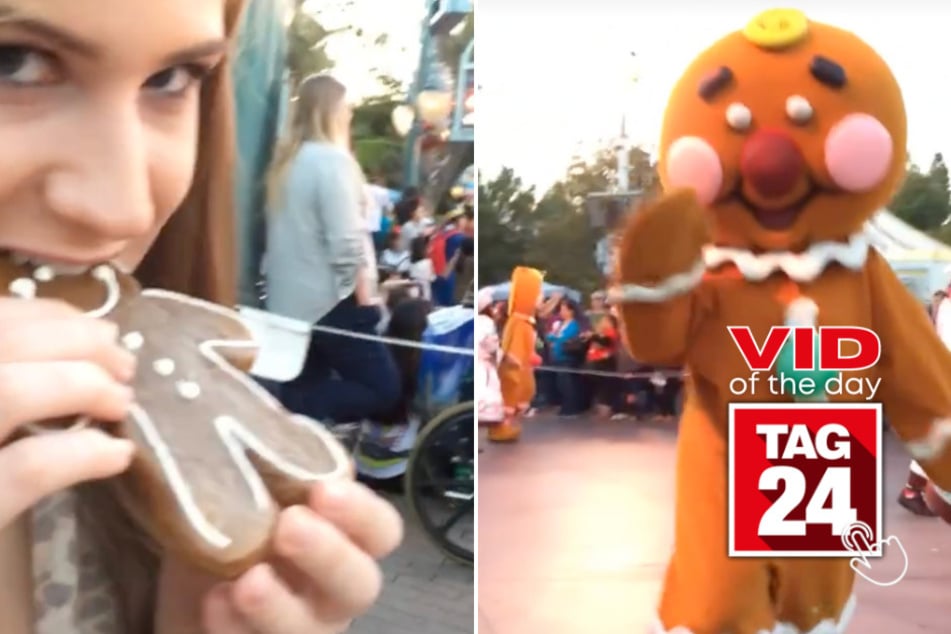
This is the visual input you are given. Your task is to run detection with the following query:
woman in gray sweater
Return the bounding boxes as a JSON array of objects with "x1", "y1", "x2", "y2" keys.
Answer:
[{"x1": 264, "y1": 73, "x2": 401, "y2": 425}]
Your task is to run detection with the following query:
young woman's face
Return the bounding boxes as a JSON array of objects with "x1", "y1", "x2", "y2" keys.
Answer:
[{"x1": 0, "y1": 0, "x2": 226, "y2": 272}]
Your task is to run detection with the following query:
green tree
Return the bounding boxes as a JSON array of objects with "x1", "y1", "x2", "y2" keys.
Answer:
[
  {"x1": 477, "y1": 144, "x2": 659, "y2": 295},
  {"x1": 351, "y1": 96, "x2": 404, "y2": 186},
  {"x1": 476, "y1": 168, "x2": 536, "y2": 284},
  {"x1": 890, "y1": 153, "x2": 951, "y2": 233},
  {"x1": 285, "y1": 8, "x2": 337, "y2": 88},
  {"x1": 524, "y1": 190, "x2": 602, "y2": 296}
]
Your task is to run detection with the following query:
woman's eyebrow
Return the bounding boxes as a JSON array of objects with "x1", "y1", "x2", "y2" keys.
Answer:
[
  {"x1": 0, "y1": 8, "x2": 101, "y2": 59},
  {"x1": 0, "y1": 4, "x2": 227, "y2": 66}
]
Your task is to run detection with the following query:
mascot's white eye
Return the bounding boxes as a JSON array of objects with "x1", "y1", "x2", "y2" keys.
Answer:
[
  {"x1": 786, "y1": 95, "x2": 813, "y2": 124},
  {"x1": 725, "y1": 102, "x2": 752, "y2": 131}
]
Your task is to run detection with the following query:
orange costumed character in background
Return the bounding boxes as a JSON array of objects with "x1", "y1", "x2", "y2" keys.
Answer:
[
  {"x1": 610, "y1": 9, "x2": 951, "y2": 634},
  {"x1": 491, "y1": 266, "x2": 543, "y2": 443}
]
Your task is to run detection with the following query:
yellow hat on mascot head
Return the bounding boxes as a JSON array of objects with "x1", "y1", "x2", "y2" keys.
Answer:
[
  {"x1": 508, "y1": 266, "x2": 544, "y2": 318},
  {"x1": 659, "y1": 8, "x2": 907, "y2": 252}
]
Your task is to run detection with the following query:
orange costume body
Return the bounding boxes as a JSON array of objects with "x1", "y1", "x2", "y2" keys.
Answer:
[
  {"x1": 490, "y1": 266, "x2": 543, "y2": 443},
  {"x1": 611, "y1": 10, "x2": 951, "y2": 634}
]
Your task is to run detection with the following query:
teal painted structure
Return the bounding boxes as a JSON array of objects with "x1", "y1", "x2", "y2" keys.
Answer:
[{"x1": 232, "y1": 0, "x2": 288, "y2": 306}]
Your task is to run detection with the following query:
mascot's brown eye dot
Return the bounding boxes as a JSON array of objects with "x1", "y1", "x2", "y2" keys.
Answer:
[
  {"x1": 810, "y1": 56, "x2": 847, "y2": 88},
  {"x1": 699, "y1": 66, "x2": 734, "y2": 102}
]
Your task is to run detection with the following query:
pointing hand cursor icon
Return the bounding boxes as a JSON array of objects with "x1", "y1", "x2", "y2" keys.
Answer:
[{"x1": 841, "y1": 521, "x2": 908, "y2": 587}]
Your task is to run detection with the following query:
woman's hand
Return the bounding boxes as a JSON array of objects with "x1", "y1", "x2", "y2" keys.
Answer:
[
  {"x1": 199, "y1": 480, "x2": 403, "y2": 633},
  {"x1": 0, "y1": 297, "x2": 137, "y2": 528},
  {"x1": 354, "y1": 267, "x2": 379, "y2": 307}
]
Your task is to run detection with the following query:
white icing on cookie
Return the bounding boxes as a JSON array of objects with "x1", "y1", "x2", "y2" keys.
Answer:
[
  {"x1": 9, "y1": 278, "x2": 36, "y2": 299},
  {"x1": 153, "y1": 359, "x2": 175, "y2": 376},
  {"x1": 176, "y1": 380, "x2": 201, "y2": 400},
  {"x1": 33, "y1": 265, "x2": 55, "y2": 282},
  {"x1": 87, "y1": 265, "x2": 120, "y2": 318},
  {"x1": 129, "y1": 289, "x2": 352, "y2": 549},
  {"x1": 122, "y1": 331, "x2": 144, "y2": 351}
]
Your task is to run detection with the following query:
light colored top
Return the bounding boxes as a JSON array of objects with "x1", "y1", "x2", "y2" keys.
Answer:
[
  {"x1": 936, "y1": 297, "x2": 951, "y2": 350},
  {"x1": 364, "y1": 183, "x2": 392, "y2": 233},
  {"x1": 265, "y1": 141, "x2": 377, "y2": 323},
  {"x1": 409, "y1": 259, "x2": 434, "y2": 300},
  {"x1": 380, "y1": 248, "x2": 410, "y2": 274}
]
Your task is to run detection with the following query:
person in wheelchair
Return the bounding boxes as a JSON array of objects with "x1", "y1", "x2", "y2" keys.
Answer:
[
  {"x1": 356, "y1": 287, "x2": 474, "y2": 492},
  {"x1": 356, "y1": 296, "x2": 432, "y2": 493}
]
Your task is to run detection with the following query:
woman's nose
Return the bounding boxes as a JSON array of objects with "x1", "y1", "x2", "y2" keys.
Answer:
[{"x1": 43, "y1": 103, "x2": 155, "y2": 239}]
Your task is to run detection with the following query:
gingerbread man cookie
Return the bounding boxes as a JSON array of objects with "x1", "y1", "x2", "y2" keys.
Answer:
[{"x1": 1, "y1": 259, "x2": 352, "y2": 578}]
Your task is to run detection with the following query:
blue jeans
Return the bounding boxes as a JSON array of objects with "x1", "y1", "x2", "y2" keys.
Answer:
[
  {"x1": 278, "y1": 296, "x2": 401, "y2": 424},
  {"x1": 555, "y1": 360, "x2": 585, "y2": 415}
]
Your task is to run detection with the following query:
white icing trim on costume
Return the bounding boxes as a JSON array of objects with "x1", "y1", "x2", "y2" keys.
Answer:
[
  {"x1": 909, "y1": 459, "x2": 927, "y2": 477},
  {"x1": 607, "y1": 233, "x2": 868, "y2": 305},
  {"x1": 649, "y1": 593, "x2": 856, "y2": 634},
  {"x1": 784, "y1": 297, "x2": 818, "y2": 327},
  {"x1": 703, "y1": 233, "x2": 868, "y2": 282},
  {"x1": 607, "y1": 260, "x2": 706, "y2": 304},
  {"x1": 906, "y1": 418, "x2": 951, "y2": 460}
]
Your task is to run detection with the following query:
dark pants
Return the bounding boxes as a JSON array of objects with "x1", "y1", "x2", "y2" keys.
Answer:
[
  {"x1": 555, "y1": 360, "x2": 585, "y2": 415},
  {"x1": 655, "y1": 378, "x2": 683, "y2": 416},
  {"x1": 587, "y1": 357, "x2": 618, "y2": 411},
  {"x1": 278, "y1": 296, "x2": 402, "y2": 424}
]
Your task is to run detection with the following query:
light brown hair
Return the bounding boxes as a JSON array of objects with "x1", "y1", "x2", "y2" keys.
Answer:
[
  {"x1": 265, "y1": 73, "x2": 349, "y2": 211},
  {"x1": 76, "y1": 1, "x2": 248, "y2": 631}
]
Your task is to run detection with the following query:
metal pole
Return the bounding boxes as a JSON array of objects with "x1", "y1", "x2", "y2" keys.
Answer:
[
  {"x1": 615, "y1": 114, "x2": 629, "y2": 193},
  {"x1": 402, "y1": 0, "x2": 433, "y2": 188}
]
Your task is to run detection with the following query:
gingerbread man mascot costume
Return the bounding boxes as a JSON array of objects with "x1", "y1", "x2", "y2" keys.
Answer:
[
  {"x1": 610, "y1": 9, "x2": 951, "y2": 634},
  {"x1": 490, "y1": 266, "x2": 543, "y2": 443}
]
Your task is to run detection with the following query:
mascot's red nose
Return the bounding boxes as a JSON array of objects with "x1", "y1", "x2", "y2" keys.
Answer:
[{"x1": 740, "y1": 130, "x2": 805, "y2": 199}]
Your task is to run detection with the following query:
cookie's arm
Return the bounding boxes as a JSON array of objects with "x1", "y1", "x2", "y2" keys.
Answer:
[
  {"x1": 609, "y1": 189, "x2": 709, "y2": 366},
  {"x1": 868, "y1": 251, "x2": 951, "y2": 490}
]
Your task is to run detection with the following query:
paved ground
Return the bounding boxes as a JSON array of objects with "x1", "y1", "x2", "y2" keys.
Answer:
[
  {"x1": 478, "y1": 413, "x2": 951, "y2": 634},
  {"x1": 351, "y1": 494, "x2": 474, "y2": 634}
]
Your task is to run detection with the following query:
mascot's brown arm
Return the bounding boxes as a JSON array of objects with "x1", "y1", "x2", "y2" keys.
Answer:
[
  {"x1": 610, "y1": 188, "x2": 709, "y2": 366},
  {"x1": 868, "y1": 250, "x2": 951, "y2": 489}
]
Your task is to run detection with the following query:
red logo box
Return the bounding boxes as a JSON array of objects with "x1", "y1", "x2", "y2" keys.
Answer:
[{"x1": 728, "y1": 402, "x2": 882, "y2": 557}]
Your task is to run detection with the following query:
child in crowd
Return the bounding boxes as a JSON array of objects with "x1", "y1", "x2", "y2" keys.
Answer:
[
  {"x1": 379, "y1": 230, "x2": 410, "y2": 279},
  {"x1": 408, "y1": 235, "x2": 435, "y2": 301},
  {"x1": 584, "y1": 313, "x2": 620, "y2": 417}
]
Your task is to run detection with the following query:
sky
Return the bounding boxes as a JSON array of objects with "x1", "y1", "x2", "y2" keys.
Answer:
[
  {"x1": 477, "y1": 1, "x2": 951, "y2": 193},
  {"x1": 303, "y1": 0, "x2": 425, "y2": 101}
]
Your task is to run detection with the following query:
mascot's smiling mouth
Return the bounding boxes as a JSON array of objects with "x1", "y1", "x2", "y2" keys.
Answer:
[{"x1": 732, "y1": 186, "x2": 820, "y2": 231}]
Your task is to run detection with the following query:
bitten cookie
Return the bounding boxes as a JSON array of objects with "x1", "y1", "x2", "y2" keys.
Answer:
[{"x1": 1, "y1": 259, "x2": 353, "y2": 578}]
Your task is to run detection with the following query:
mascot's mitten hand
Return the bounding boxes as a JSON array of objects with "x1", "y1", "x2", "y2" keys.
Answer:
[{"x1": 616, "y1": 187, "x2": 710, "y2": 289}]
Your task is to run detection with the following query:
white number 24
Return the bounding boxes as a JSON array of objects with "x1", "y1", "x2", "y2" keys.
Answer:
[{"x1": 758, "y1": 466, "x2": 857, "y2": 537}]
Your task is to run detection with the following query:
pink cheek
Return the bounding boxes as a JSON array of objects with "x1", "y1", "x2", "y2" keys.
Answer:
[
  {"x1": 824, "y1": 114, "x2": 894, "y2": 192},
  {"x1": 664, "y1": 136, "x2": 723, "y2": 206}
]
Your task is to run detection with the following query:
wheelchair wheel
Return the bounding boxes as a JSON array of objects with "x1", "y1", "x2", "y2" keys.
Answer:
[{"x1": 405, "y1": 402, "x2": 474, "y2": 565}]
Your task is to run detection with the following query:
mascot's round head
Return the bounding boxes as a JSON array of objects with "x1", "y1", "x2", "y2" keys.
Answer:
[
  {"x1": 659, "y1": 8, "x2": 907, "y2": 251},
  {"x1": 508, "y1": 266, "x2": 544, "y2": 317}
]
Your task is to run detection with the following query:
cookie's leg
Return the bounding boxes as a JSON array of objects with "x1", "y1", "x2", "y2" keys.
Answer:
[
  {"x1": 773, "y1": 559, "x2": 856, "y2": 633},
  {"x1": 490, "y1": 366, "x2": 534, "y2": 443},
  {"x1": 654, "y1": 403, "x2": 776, "y2": 634},
  {"x1": 487, "y1": 408, "x2": 521, "y2": 443}
]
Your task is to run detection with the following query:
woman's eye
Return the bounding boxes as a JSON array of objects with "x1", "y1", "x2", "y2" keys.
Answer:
[
  {"x1": 143, "y1": 65, "x2": 205, "y2": 97},
  {"x1": 0, "y1": 46, "x2": 56, "y2": 86}
]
